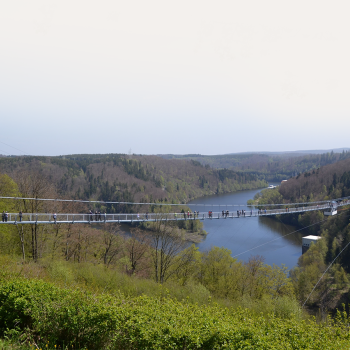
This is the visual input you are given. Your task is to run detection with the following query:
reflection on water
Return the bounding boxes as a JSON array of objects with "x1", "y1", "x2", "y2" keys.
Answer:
[
  {"x1": 188, "y1": 185, "x2": 303, "y2": 269},
  {"x1": 258, "y1": 217, "x2": 303, "y2": 246}
]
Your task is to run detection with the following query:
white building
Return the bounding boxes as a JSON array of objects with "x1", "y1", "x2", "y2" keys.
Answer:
[{"x1": 302, "y1": 235, "x2": 322, "y2": 254}]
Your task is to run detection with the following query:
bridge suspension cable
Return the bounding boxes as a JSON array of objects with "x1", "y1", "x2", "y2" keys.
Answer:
[
  {"x1": 232, "y1": 215, "x2": 334, "y2": 259},
  {"x1": 0, "y1": 195, "x2": 349, "y2": 208},
  {"x1": 302, "y1": 213, "x2": 350, "y2": 308},
  {"x1": 233, "y1": 209, "x2": 350, "y2": 259}
]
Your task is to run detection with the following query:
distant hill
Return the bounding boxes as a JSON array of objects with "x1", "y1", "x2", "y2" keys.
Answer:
[
  {"x1": 159, "y1": 150, "x2": 350, "y2": 181},
  {"x1": 228, "y1": 148, "x2": 350, "y2": 155}
]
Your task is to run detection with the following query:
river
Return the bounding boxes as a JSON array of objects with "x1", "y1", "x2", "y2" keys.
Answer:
[{"x1": 188, "y1": 185, "x2": 303, "y2": 269}]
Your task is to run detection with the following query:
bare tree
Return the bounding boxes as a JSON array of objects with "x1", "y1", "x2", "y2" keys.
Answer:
[
  {"x1": 13, "y1": 169, "x2": 56, "y2": 261},
  {"x1": 124, "y1": 229, "x2": 151, "y2": 275},
  {"x1": 16, "y1": 225, "x2": 26, "y2": 261},
  {"x1": 150, "y1": 220, "x2": 186, "y2": 284},
  {"x1": 101, "y1": 224, "x2": 123, "y2": 267}
]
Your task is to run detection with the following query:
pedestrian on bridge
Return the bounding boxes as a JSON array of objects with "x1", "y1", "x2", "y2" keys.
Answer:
[
  {"x1": 5, "y1": 212, "x2": 8, "y2": 222},
  {"x1": 19, "y1": 211, "x2": 22, "y2": 222},
  {"x1": 53, "y1": 213, "x2": 57, "y2": 223},
  {"x1": 2, "y1": 211, "x2": 5, "y2": 222}
]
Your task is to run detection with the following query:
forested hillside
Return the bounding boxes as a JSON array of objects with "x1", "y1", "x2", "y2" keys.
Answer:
[
  {"x1": 279, "y1": 157, "x2": 350, "y2": 202},
  {"x1": 0, "y1": 154, "x2": 266, "y2": 213},
  {"x1": 161, "y1": 150, "x2": 350, "y2": 181},
  {"x1": 251, "y1": 157, "x2": 350, "y2": 314}
]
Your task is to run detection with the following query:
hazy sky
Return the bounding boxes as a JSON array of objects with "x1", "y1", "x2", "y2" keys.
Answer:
[{"x1": 1, "y1": 1, "x2": 350, "y2": 156}]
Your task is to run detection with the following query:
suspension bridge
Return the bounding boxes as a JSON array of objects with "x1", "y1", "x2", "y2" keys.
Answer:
[{"x1": 0, "y1": 197, "x2": 349, "y2": 225}]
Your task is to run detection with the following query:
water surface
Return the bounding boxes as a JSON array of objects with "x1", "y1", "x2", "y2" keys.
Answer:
[{"x1": 188, "y1": 186, "x2": 303, "y2": 269}]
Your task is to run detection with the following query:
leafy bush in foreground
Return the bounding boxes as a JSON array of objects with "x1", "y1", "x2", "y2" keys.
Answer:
[{"x1": 0, "y1": 278, "x2": 349, "y2": 349}]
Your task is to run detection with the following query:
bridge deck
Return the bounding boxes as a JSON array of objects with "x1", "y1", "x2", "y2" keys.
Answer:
[{"x1": 0, "y1": 202, "x2": 346, "y2": 224}]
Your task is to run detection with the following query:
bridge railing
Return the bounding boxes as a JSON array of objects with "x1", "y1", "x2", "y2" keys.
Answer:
[
  {"x1": 1, "y1": 212, "x2": 204, "y2": 223},
  {"x1": 0, "y1": 201, "x2": 347, "y2": 223}
]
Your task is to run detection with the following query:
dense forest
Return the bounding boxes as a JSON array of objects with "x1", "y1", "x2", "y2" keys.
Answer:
[
  {"x1": 252, "y1": 157, "x2": 350, "y2": 316},
  {"x1": 161, "y1": 150, "x2": 350, "y2": 181},
  {"x1": 0, "y1": 154, "x2": 267, "y2": 213}
]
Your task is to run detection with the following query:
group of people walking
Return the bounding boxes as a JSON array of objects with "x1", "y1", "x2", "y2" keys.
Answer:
[
  {"x1": 219, "y1": 209, "x2": 248, "y2": 217},
  {"x1": 1, "y1": 211, "x2": 23, "y2": 222},
  {"x1": 222, "y1": 210, "x2": 230, "y2": 217},
  {"x1": 182, "y1": 211, "x2": 199, "y2": 219},
  {"x1": 210, "y1": 209, "x2": 265, "y2": 218},
  {"x1": 1, "y1": 211, "x2": 8, "y2": 222},
  {"x1": 237, "y1": 210, "x2": 246, "y2": 217},
  {"x1": 89, "y1": 210, "x2": 106, "y2": 222}
]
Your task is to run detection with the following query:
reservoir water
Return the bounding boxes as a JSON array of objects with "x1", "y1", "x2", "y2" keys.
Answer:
[{"x1": 188, "y1": 185, "x2": 303, "y2": 269}]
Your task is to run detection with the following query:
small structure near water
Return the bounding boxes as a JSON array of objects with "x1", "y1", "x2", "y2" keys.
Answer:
[{"x1": 302, "y1": 235, "x2": 322, "y2": 254}]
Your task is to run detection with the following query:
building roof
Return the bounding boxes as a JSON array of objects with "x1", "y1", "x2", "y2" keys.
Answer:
[{"x1": 302, "y1": 235, "x2": 322, "y2": 240}]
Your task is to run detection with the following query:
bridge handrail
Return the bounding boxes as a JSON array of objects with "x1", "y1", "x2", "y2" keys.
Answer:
[{"x1": 0, "y1": 200, "x2": 348, "y2": 224}]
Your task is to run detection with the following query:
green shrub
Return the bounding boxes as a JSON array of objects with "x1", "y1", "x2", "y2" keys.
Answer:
[{"x1": 0, "y1": 278, "x2": 349, "y2": 349}]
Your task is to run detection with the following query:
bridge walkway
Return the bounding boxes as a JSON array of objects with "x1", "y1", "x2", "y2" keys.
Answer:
[{"x1": 0, "y1": 201, "x2": 348, "y2": 225}]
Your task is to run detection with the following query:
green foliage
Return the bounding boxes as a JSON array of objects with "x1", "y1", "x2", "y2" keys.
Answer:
[
  {"x1": 297, "y1": 210, "x2": 324, "y2": 235},
  {"x1": 334, "y1": 266, "x2": 349, "y2": 289},
  {"x1": 0, "y1": 277, "x2": 349, "y2": 349},
  {"x1": 253, "y1": 188, "x2": 283, "y2": 207},
  {"x1": 291, "y1": 260, "x2": 326, "y2": 304},
  {"x1": 0, "y1": 174, "x2": 19, "y2": 212}
]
